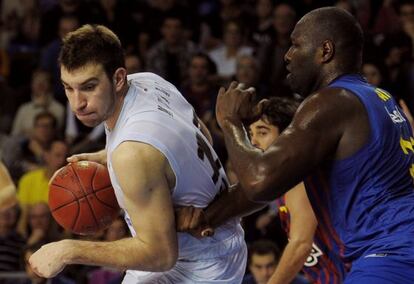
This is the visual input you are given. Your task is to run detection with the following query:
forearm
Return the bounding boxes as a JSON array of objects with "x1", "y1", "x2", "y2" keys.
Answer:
[
  {"x1": 205, "y1": 184, "x2": 266, "y2": 228},
  {"x1": 268, "y1": 241, "x2": 311, "y2": 284},
  {"x1": 64, "y1": 237, "x2": 176, "y2": 272}
]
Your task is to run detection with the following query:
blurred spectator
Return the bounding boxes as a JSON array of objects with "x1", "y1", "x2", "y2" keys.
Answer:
[
  {"x1": 249, "y1": 0, "x2": 275, "y2": 48},
  {"x1": 181, "y1": 52, "x2": 218, "y2": 120},
  {"x1": 39, "y1": 0, "x2": 89, "y2": 46},
  {"x1": 17, "y1": 140, "x2": 68, "y2": 209},
  {"x1": 146, "y1": 14, "x2": 197, "y2": 87},
  {"x1": 362, "y1": 61, "x2": 390, "y2": 89},
  {"x1": 257, "y1": 3, "x2": 296, "y2": 97},
  {"x1": 3, "y1": 112, "x2": 58, "y2": 182},
  {"x1": 242, "y1": 240, "x2": 309, "y2": 284},
  {"x1": 0, "y1": 204, "x2": 25, "y2": 272},
  {"x1": 11, "y1": 70, "x2": 64, "y2": 138},
  {"x1": 208, "y1": 20, "x2": 253, "y2": 82},
  {"x1": 25, "y1": 202, "x2": 61, "y2": 246},
  {"x1": 235, "y1": 54, "x2": 268, "y2": 100},
  {"x1": 125, "y1": 53, "x2": 143, "y2": 75},
  {"x1": 40, "y1": 15, "x2": 80, "y2": 104},
  {"x1": 0, "y1": 75, "x2": 18, "y2": 134}
]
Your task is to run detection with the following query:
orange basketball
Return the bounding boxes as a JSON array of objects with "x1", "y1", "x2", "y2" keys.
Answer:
[{"x1": 48, "y1": 161, "x2": 120, "y2": 235}]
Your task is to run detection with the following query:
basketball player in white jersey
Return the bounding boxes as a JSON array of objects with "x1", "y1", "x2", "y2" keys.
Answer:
[
  {"x1": 0, "y1": 161, "x2": 17, "y2": 210},
  {"x1": 29, "y1": 24, "x2": 247, "y2": 283}
]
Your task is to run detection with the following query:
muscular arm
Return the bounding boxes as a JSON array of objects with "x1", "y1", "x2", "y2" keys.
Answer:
[
  {"x1": 66, "y1": 142, "x2": 177, "y2": 270},
  {"x1": 203, "y1": 183, "x2": 267, "y2": 229},
  {"x1": 0, "y1": 161, "x2": 17, "y2": 210},
  {"x1": 220, "y1": 88, "x2": 365, "y2": 202},
  {"x1": 30, "y1": 142, "x2": 178, "y2": 277},
  {"x1": 268, "y1": 183, "x2": 317, "y2": 284}
]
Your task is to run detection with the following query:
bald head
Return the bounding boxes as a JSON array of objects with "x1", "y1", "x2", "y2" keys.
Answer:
[{"x1": 299, "y1": 7, "x2": 363, "y2": 72}]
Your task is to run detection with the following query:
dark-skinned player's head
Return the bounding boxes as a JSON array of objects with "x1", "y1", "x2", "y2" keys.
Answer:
[{"x1": 284, "y1": 7, "x2": 363, "y2": 96}]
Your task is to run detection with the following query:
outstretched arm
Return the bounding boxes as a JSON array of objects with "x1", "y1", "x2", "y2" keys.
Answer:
[
  {"x1": 268, "y1": 183, "x2": 317, "y2": 284},
  {"x1": 30, "y1": 142, "x2": 178, "y2": 277}
]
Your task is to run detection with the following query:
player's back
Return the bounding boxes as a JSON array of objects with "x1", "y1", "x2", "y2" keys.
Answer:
[
  {"x1": 305, "y1": 74, "x2": 414, "y2": 262},
  {"x1": 106, "y1": 73, "x2": 244, "y2": 260}
]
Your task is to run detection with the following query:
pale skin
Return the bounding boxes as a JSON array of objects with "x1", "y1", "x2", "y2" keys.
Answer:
[
  {"x1": 29, "y1": 63, "x2": 179, "y2": 277},
  {"x1": 249, "y1": 119, "x2": 317, "y2": 284}
]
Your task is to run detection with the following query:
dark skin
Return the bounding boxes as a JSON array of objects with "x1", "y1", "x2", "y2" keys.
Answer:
[{"x1": 176, "y1": 8, "x2": 370, "y2": 234}]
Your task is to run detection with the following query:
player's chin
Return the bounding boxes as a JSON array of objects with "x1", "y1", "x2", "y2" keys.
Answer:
[{"x1": 76, "y1": 114, "x2": 101, "y2": 127}]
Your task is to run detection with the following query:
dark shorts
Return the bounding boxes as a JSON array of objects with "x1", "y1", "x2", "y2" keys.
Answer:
[{"x1": 345, "y1": 254, "x2": 414, "y2": 283}]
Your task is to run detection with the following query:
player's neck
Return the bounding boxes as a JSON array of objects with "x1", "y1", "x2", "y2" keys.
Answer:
[{"x1": 105, "y1": 81, "x2": 130, "y2": 130}]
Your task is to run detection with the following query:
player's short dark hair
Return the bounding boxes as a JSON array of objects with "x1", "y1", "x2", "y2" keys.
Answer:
[
  {"x1": 59, "y1": 24, "x2": 125, "y2": 79},
  {"x1": 248, "y1": 240, "x2": 281, "y2": 264},
  {"x1": 261, "y1": 97, "x2": 301, "y2": 132},
  {"x1": 306, "y1": 7, "x2": 364, "y2": 73}
]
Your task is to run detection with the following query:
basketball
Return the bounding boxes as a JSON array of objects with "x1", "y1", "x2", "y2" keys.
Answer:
[{"x1": 48, "y1": 161, "x2": 120, "y2": 235}]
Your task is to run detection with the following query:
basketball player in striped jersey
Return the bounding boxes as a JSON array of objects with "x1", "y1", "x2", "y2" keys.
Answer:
[
  {"x1": 249, "y1": 97, "x2": 346, "y2": 283},
  {"x1": 208, "y1": 7, "x2": 414, "y2": 283},
  {"x1": 29, "y1": 24, "x2": 247, "y2": 283}
]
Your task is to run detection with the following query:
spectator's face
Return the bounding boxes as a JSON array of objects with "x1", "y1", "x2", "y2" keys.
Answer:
[
  {"x1": 125, "y1": 55, "x2": 142, "y2": 75},
  {"x1": 224, "y1": 22, "x2": 242, "y2": 48},
  {"x1": 249, "y1": 118, "x2": 279, "y2": 151},
  {"x1": 28, "y1": 203, "x2": 51, "y2": 231},
  {"x1": 59, "y1": 18, "x2": 79, "y2": 39},
  {"x1": 0, "y1": 206, "x2": 17, "y2": 232},
  {"x1": 249, "y1": 253, "x2": 277, "y2": 284},
  {"x1": 189, "y1": 56, "x2": 210, "y2": 84},
  {"x1": 33, "y1": 116, "x2": 56, "y2": 144},
  {"x1": 256, "y1": 0, "x2": 273, "y2": 19},
  {"x1": 45, "y1": 141, "x2": 68, "y2": 172},
  {"x1": 236, "y1": 56, "x2": 257, "y2": 87},
  {"x1": 273, "y1": 4, "x2": 296, "y2": 36},
  {"x1": 362, "y1": 63, "x2": 382, "y2": 86},
  {"x1": 61, "y1": 63, "x2": 117, "y2": 127},
  {"x1": 31, "y1": 72, "x2": 52, "y2": 99},
  {"x1": 400, "y1": 4, "x2": 414, "y2": 23},
  {"x1": 162, "y1": 18, "x2": 183, "y2": 45}
]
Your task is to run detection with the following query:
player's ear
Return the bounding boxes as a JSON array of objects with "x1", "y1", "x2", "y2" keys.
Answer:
[
  {"x1": 113, "y1": 67, "x2": 127, "y2": 92},
  {"x1": 320, "y1": 39, "x2": 334, "y2": 63}
]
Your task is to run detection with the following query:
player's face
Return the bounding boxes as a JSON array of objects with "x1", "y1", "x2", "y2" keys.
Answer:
[
  {"x1": 249, "y1": 118, "x2": 280, "y2": 151},
  {"x1": 284, "y1": 22, "x2": 319, "y2": 96},
  {"x1": 249, "y1": 253, "x2": 277, "y2": 284},
  {"x1": 61, "y1": 63, "x2": 116, "y2": 127}
]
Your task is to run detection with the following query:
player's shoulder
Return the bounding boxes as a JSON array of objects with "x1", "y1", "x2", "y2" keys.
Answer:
[
  {"x1": 112, "y1": 141, "x2": 167, "y2": 169},
  {"x1": 297, "y1": 87, "x2": 363, "y2": 123}
]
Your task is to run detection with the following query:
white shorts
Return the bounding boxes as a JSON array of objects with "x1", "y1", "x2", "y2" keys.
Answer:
[{"x1": 122, "y1": 227, "x2": 247, "y2": 284}]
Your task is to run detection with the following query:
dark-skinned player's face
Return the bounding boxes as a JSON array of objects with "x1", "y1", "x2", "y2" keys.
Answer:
[{"x1": 284, "y1": 22, "x2": 319, "y2": 96}]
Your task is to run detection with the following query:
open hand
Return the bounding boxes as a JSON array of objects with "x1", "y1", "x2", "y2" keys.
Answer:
[{"x1": 216, "y1": 82, "x2": 257, "y2": 128}]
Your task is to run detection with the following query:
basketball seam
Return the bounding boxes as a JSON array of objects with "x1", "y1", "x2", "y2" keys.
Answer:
[
  {"x1": 71, "y1": 163, "x2": 99, "y2": 228},
  {"x1": 50, "y1": 183, "x2": 80, "y2": 230},
  {"x1": 50, "y1": 184, "x2": 115, "y2": 210}
]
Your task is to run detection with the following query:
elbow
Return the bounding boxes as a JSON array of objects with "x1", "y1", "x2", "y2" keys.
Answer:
[{"x1": 153, "y1": 247, "x2": 178, "y2": 272}]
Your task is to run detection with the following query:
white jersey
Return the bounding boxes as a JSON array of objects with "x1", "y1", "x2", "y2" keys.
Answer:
[{"x1": 105, "y1": 73, "x2": 246, "y2": 283}]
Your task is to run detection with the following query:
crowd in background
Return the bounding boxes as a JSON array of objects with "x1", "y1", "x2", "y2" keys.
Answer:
[{"x1": 1, "y1": 0, "x2": 414, "y2": 283}]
